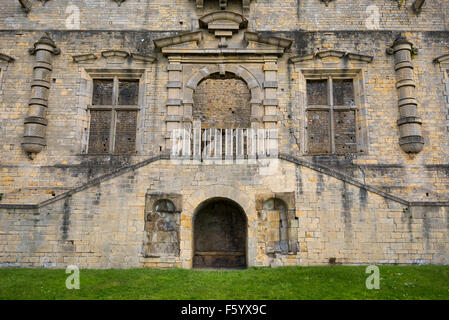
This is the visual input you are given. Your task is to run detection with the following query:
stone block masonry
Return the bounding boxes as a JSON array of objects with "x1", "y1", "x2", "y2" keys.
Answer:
[{"x1": 0, "y1": 0, "x2": 449, "y2": 268}]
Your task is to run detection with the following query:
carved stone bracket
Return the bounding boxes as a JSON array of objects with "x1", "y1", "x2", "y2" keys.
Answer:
[
  {"x1": 199, "y1": 11, "x2": 248, "y2": 48},
  {"x1": 112, "y1": 0, "x2": 127, "y2": 6},
  {"x1": 320, "y1": 0, "x2": 335, "y2": 6},
  {"x1": 22, "y1": 33, "x2": 60, "y2": 157},
  {"x1": 387, "y1": 35, "x2": 424, "y2": 154}
]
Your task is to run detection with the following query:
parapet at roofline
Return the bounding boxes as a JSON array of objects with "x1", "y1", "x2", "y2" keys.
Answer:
[{"x1": 1, "y1": 153, "x2": 448, "y2": 210}]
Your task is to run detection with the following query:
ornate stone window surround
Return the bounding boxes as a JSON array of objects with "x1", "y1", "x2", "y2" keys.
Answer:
[
  {"x1": 290, "y1": 51, "x2": 373, "y2": 156},
  {"x1": 433, "y1": 54, "x2": 449, "y2": 133},
  {"x1": 0, "y1": 55, "x2": 15, "y2": 101},
  {"x1": 72, "y1": 50, "x2": 156, "y2": 155},
  {"x1": 164, "y1": 58, "x2": 280, "y2": 149},
  {"x1": 80, "y1": 69, "x2": 146, "y2": 155},
  {"x1": 301, "y1": 69, "x2": 368, "y2": 155}
]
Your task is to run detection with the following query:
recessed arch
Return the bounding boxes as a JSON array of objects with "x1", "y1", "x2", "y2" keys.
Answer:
[
  {"x1": 192, "y1": 197, "x2": 248, "y2": 269},
  {"x1": 193, "y1": 72, "x2": 252, "y2": 128},
  {"x1": 183, "y1": 65, "x2": 263, "y2": 123},
  {"x1": 180, "y1": 185, "x2": 256, "y2": 268}
]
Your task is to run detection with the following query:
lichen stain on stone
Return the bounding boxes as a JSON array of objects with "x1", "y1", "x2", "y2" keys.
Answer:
[{"x1": 61, "y1": 196, "x2": 71, "y2": 241}]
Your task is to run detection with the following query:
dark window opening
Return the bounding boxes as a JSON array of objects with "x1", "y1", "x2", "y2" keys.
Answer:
[
  {"x1": 88, "y1": 77, "x2": 139, "y2": 154},
  {"x1": 306, "y1": 77, "x2": 357, "y2": 155}
]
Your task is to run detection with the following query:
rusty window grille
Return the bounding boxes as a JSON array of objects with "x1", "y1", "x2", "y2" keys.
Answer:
[
  {"x1": 306, "y1": 77, "x2": 357, "y2": 155},
  {"x1": 88, "y1": 77, "x2": 139, "y2": 154}
]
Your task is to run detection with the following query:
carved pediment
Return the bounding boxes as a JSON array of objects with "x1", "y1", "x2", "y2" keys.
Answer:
[
  {"x1": 153, "y1": 32, "x2": 202, "y2": 49},
  {"x1": 0, "y1": 53, "x2": 15, "y2": 63},
  {"x1": 154, "y1": 31, "x2": 292, "y2": 56},
  {"x1": 434, "y1": 53, "x2": 449, "y2": 64},
  {"x1": 244, "y1": 32, "x2": 292, "y2": 50},
  {"x1": 72, "y1": 50, "x2": 155, "y2": 64},
  {"x1": 290, "y1": 50, "x2": 373, "y2": 64}
]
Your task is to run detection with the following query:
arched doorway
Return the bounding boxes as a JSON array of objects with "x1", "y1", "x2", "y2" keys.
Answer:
[{"x1": 193, "y1": 198, "x2": 247, "y2": 269}]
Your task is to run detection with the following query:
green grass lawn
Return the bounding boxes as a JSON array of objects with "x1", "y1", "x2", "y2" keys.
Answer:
[{"x1": 0, "y1": 266, "x2": 448, "y2": 300}]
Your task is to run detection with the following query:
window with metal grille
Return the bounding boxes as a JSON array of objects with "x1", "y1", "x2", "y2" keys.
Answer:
[
  {"x1": 88, "y1": 77, "x2": 139, "y2": 154},
  {"x1": 306, "y1": 77, "x2": 357, "y2": 155}
]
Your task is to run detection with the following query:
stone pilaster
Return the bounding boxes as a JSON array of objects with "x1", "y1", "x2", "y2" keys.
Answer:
[
  {"x1": 22, "y1": 33, "x2": 60, "y2": 156},
  {"x1": 387, "y1": 35, "x2": 424, "y2": 154},
  {"x1": 263, "y1": 56, "x2": 279, "y2": 156},
  {"x1": 165, "y1": 56, "x2": 183, "y2": 150}
]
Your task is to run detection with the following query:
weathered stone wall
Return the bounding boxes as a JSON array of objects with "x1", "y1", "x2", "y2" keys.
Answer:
[
  {"x1": 1, "y1": 159, "x2": 448, "y2": 268},
  {"x1": 1, "y1": 0, "x2": 448, "y2": 31},
  {"x1": 1, "y1": 30, "x2": 449, "y2": 204},
  {"x1": 0, "y1": 0, "x2": 449, "y2": 268}
]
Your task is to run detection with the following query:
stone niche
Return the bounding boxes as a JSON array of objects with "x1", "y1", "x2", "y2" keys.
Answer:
[
  {"x1": 143, "y1": 193, "x2": 182, "y2": 258},
  {"x1": 256, "y1": 192, "x2": 299, "y2": 256}
]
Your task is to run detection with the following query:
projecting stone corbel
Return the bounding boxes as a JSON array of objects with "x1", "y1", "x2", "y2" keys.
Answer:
[
  {"x1": 196, "y1": 0, "x2": 204, "y2": 8},
  {"x1": 320, "y1": 0, "x2": 335, "y2": 6},
  {"x1": 112, "y1": 0, "x2": 127, "y2": 6},
  {"x1": 387, "y1": 35, "x2": 424, "y2": 154},
  {"x1": 199, "y1": 11, "x2": 248, "y2": 48}
]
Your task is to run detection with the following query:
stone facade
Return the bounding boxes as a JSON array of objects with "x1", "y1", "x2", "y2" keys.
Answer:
[{"x1": 0, "y1": 0, "x2": 449, "y2": 268}]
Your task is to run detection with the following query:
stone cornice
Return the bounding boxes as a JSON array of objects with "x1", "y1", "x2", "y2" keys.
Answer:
[{"x1": 160, "y1": 48, "x2": 285, "y2": 56}]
